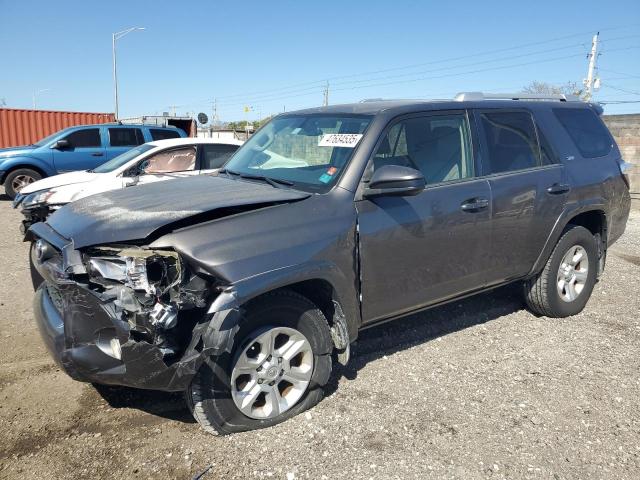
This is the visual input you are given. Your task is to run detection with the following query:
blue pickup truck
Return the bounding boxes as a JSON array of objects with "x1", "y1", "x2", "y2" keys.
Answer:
[{"x1": 0, "y1": 123, "x2": 186, "y2": 198}]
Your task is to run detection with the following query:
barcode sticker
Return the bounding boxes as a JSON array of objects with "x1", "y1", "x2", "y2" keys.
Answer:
[{"x1": 318, "y1": 133, "x2": 363, "y2": 148}]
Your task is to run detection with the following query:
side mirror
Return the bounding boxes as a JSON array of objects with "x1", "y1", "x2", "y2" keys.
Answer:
[
  {"x1": 363, "y1": 165, "x2": 426, "y2": 198},
  {"x1": 52, "y1": 139, "x2": 70, "y2": 150}
]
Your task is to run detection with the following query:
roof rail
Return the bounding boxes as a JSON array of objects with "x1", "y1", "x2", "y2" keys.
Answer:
[{"x1": 453, "y1": 91, "x2": 582, "y2": 102}]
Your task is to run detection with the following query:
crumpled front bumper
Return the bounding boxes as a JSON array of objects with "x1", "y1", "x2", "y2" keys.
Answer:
[{"x1": 33, "y1": 282, "x2": 213, "y2": 392}]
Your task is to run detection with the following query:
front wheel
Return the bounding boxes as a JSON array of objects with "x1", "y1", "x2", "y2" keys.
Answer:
[
  {"x1": 4, "y1": 168, "x2": 42, "y2": 199},
  {"x1": 524, "y1": 225, "x2": 598, "y2": 318},
  {"x1": 187, "y1": 290, "x2": 333, "y2": 435}
]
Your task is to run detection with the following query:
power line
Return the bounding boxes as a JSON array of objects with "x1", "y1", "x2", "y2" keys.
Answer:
[
  {"x1": 601, "y1": 84, "x2": 640, "y2": 96},
  {"x1": 170, "y1": 29, "x2": 612, "y2": 108},
  {"x1": 214, "y1": 43, "x2": 591, "y2": 108},
  {"x1": 155, "y1": 26, "x2": 640, "y2": 116}
]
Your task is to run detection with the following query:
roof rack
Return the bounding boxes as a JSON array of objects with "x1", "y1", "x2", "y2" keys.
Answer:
[{"x1": 453, "y1": 91, "x2": 582, "y2": 102}]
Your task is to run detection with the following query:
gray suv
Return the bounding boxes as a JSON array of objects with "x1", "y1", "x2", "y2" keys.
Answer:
[{"x1": 29, "y1": 92, "x2": 631, "y2": 435}]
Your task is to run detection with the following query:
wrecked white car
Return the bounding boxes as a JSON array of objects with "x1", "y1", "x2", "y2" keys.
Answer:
[{"x1": 13, "y1": 137, "x2": 243, "y2": 233}]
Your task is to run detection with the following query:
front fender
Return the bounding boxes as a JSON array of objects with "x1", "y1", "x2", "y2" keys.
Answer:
[
  {"x1": 199, "y1": 260, "x2": 361, "y2": 357},
  {"x1": 0, "y1": 156, "x2": 56, "y2": 182}
]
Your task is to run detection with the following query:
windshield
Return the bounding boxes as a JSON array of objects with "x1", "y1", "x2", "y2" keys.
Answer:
[
  {"x1": 92, "y1": 144, "x2": 155, "y2": 173},
  {"x1": 223, "y1": 114, "x2": 371, "y2": 193}
]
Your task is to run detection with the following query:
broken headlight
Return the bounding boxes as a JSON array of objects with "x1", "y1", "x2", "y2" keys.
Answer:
[
  {"x1": 84, "y1": 246, "x2": 212, "y2": 356},
  {"x1": 87, "y1": 247, "x2": 182, "y2": 297},
  {"x1": 21, "y1": 189, "x2": 55, "y2": 208}
]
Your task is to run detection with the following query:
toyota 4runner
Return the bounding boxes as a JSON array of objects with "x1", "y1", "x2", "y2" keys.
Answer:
[{"x1": 28, "y1": 92, "x2": 631, "y2": 434}]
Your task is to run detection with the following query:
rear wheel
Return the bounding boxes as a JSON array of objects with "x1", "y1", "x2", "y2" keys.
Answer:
[
  {"x1": 524, "y1": 225, "x2": 597, "y2": 317},
  {"x1": 4, "y1": 168, "x2": 42, "y2": 199},
  {"x1": 187, "y1": 290, "x2": 333, "y2": 435}
]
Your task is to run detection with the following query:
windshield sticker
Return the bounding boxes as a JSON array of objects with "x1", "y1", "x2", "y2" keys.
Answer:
[
  {"x1": 318, "y1": 133, "x2": 363, "y2": 148},
  {"x1": 319, "y1": 166, "x2": 338, "y2": 183}
]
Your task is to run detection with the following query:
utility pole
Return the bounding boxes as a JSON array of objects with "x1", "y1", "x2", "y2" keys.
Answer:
[
  {"x1": 323, "y1": 81, "x2": 329, "y2": 106},
  {"x1": 583, "y1": 32, "x2": 600, "y2": 101}
]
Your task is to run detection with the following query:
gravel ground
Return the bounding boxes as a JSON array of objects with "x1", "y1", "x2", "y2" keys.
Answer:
[{"x1": 0, "y1": 193, "x2": 638, "y2": 480}]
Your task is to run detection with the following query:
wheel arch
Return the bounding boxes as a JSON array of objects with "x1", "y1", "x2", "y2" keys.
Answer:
[
  {"x1": 0, "y1": 161, "x2": 49, "y2": 184},
  {"x1": 530, "y1": 204, "x2": 608, "y2": 277},
  {"x1": 200, "y1": 263, "x2": 361, "y2": 361}
]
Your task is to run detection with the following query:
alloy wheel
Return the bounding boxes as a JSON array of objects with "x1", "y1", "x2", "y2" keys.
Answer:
[
  {"x1": 11, "y1": 174, "x2": 36, "y2": 193},
  {"x1": 556, "y1": 245, "x2": 589, "y2": 302},
  {"x1": 230, "y1": 326, "x2": 314, "y2": 419}
]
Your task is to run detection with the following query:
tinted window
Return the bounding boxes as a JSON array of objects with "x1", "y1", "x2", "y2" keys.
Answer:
[
  {"x1": 200, "y1": 144, "x2": 240, "y2": 169},
  {"x1": 109, "y1": 128, "x2": 144, "y2": 147},
  {"x1": 150, "y1": 128, "x2": 181, "y2": 140},
  {"x1": 479, "y1": 111, "x2": 540, "y2": 174},
  {"x1": 553, "y1": 108, "x2": 612, "y2": 158},
  {"x1": 144, "y1": 147, "x2": 196, "y2": 173},
  {"x1": 372, "y1": 113, "x2": 473, "y2": 184},
  {"x1": 63, "y1": 128, "x2": 101, "y2": 148}
]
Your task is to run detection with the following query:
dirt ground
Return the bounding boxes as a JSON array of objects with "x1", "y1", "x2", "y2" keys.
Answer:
[{"x1": 0, "y1": 193, "x2": 638, "y2": 480}]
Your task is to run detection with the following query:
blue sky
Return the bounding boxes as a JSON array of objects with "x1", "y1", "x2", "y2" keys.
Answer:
[{"x1": 1, "y1": 0, "x2": 639, "y2": 120}]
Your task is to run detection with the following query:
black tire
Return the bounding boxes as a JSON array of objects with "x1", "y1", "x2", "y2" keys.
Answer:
[
  {"x1": 524, "y1": 225, "x2": 598, "y2": 318},
  {"x1": 29, "y1": 242, "x2": 45, "y2": 291},
  {"x1": 187, "y1": 290, "x2": 333, "y2": 435},
  {"x1": 4, "y1": 168, "x2": 42, "y2": 199}
]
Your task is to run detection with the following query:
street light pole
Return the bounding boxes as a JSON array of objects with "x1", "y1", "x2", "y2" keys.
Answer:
[
  {"x1": 32, "y1": 88, "x2": 51, "y2": 110},
  {"x1": 112, "y1": 27, "x2": 145, "y2": 120}
]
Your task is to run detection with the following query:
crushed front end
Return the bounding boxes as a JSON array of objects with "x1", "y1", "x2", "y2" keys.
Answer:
[{"x1": 29, "y1": 222, "x2": 227, "y2": 391}]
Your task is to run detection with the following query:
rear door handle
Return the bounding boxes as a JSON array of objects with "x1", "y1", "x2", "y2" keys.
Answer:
[
  {"x1": 546, "y1": 183, "x2": 570, "y2": 195},
  {"x1": 91, "y1": 152, "x2": 104, "y2": 157},
  {"x1": 460, "y1": 197, "x2": 489, "y2": 212}
]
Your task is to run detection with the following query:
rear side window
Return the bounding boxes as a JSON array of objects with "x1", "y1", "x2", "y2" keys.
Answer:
[
  {"x1": 553, "y1": 108, "x2": 612, "y2": 158},
  {"x1": 108, "y1": 128, "x2": 144, "y2": 147},
  {"x1": 63, "y1": 128, "x2": 101, "y2": 148},
  {"x1": 150, "y1": 128, "x2": 181, "y2": 140},
  {"x1": 200, "y1": 144, "x2": 240, "y2": 169},
  {"x1": 479, "y1": 111, "x2": 540, "y2": 174}
]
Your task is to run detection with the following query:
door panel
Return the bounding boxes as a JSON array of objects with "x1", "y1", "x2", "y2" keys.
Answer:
[
  {"x1": 357, "y1": 178, "x2": 493, "y2": 323},
  {"x1": 487, "y1": 165, "x2": 566, "y2": 282},
  {"x1": 52, "y1": 128, "x2": 106, "y2": 172},
  {"x1": 474, "y1": 109, "x2": 568, "y2": 284}
]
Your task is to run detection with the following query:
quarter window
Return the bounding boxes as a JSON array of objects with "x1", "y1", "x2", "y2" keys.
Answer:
[
  {"x1": 63, "y1": 128, "x2": 101, "y2": 148},
  {"x1": 479, "y1": 111, "x2": 540, "y2": 174},
  {"x1": 108, "y1": 128, "x2": 144, "y2": 147},
  {"x1": 372, "y1": 113, "x2": 473, "y2": 184},
  {"x1": 150, "y1": 128, "x2": 181, "y2": 140},
  {"x1": 553, "y1": 108, "x2": 612, "y2": 158},
  {"x1": 200, "y1": 144, "x2": 240, "y2": 169},
  {"x1": 143, "y1": 147, "x2": 196, "y2": 173}
]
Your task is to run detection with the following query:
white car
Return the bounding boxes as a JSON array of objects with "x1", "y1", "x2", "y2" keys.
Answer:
[{"x1": 13, "y1": 137, "x2": 243, "y2": 232}]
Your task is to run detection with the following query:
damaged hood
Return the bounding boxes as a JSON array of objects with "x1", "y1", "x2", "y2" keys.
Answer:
[{"x1": 45, "y1": 175, "x2": 310, "y2": 248}]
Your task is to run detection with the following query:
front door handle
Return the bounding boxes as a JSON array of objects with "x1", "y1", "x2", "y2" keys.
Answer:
[
  {"x1": 546, "y1": 183, "x2": 570, "y2": 195},
  {"x1": 460, "y1": 197, "x2": 489, "y2": 212},
  {"x1": 91, "y1": 152, "x2": 104, "y2": 157}
]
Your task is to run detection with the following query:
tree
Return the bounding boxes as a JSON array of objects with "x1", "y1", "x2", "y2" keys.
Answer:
[{"x1": 523, "y1": 81, "x2": 582, "y2": 96}]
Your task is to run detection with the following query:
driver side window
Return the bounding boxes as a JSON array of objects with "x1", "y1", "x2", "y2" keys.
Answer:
[
  {"x1": 371, "y1": 114, "x2": 474, "y2": 185},
  {"x1": 143, "y1": 147, "x2": 196, "y2": 174}
]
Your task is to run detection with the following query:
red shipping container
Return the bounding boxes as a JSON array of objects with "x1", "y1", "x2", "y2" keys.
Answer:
[{"x1": 0, "y1": 108, "x2": 115, "y2": 148}]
